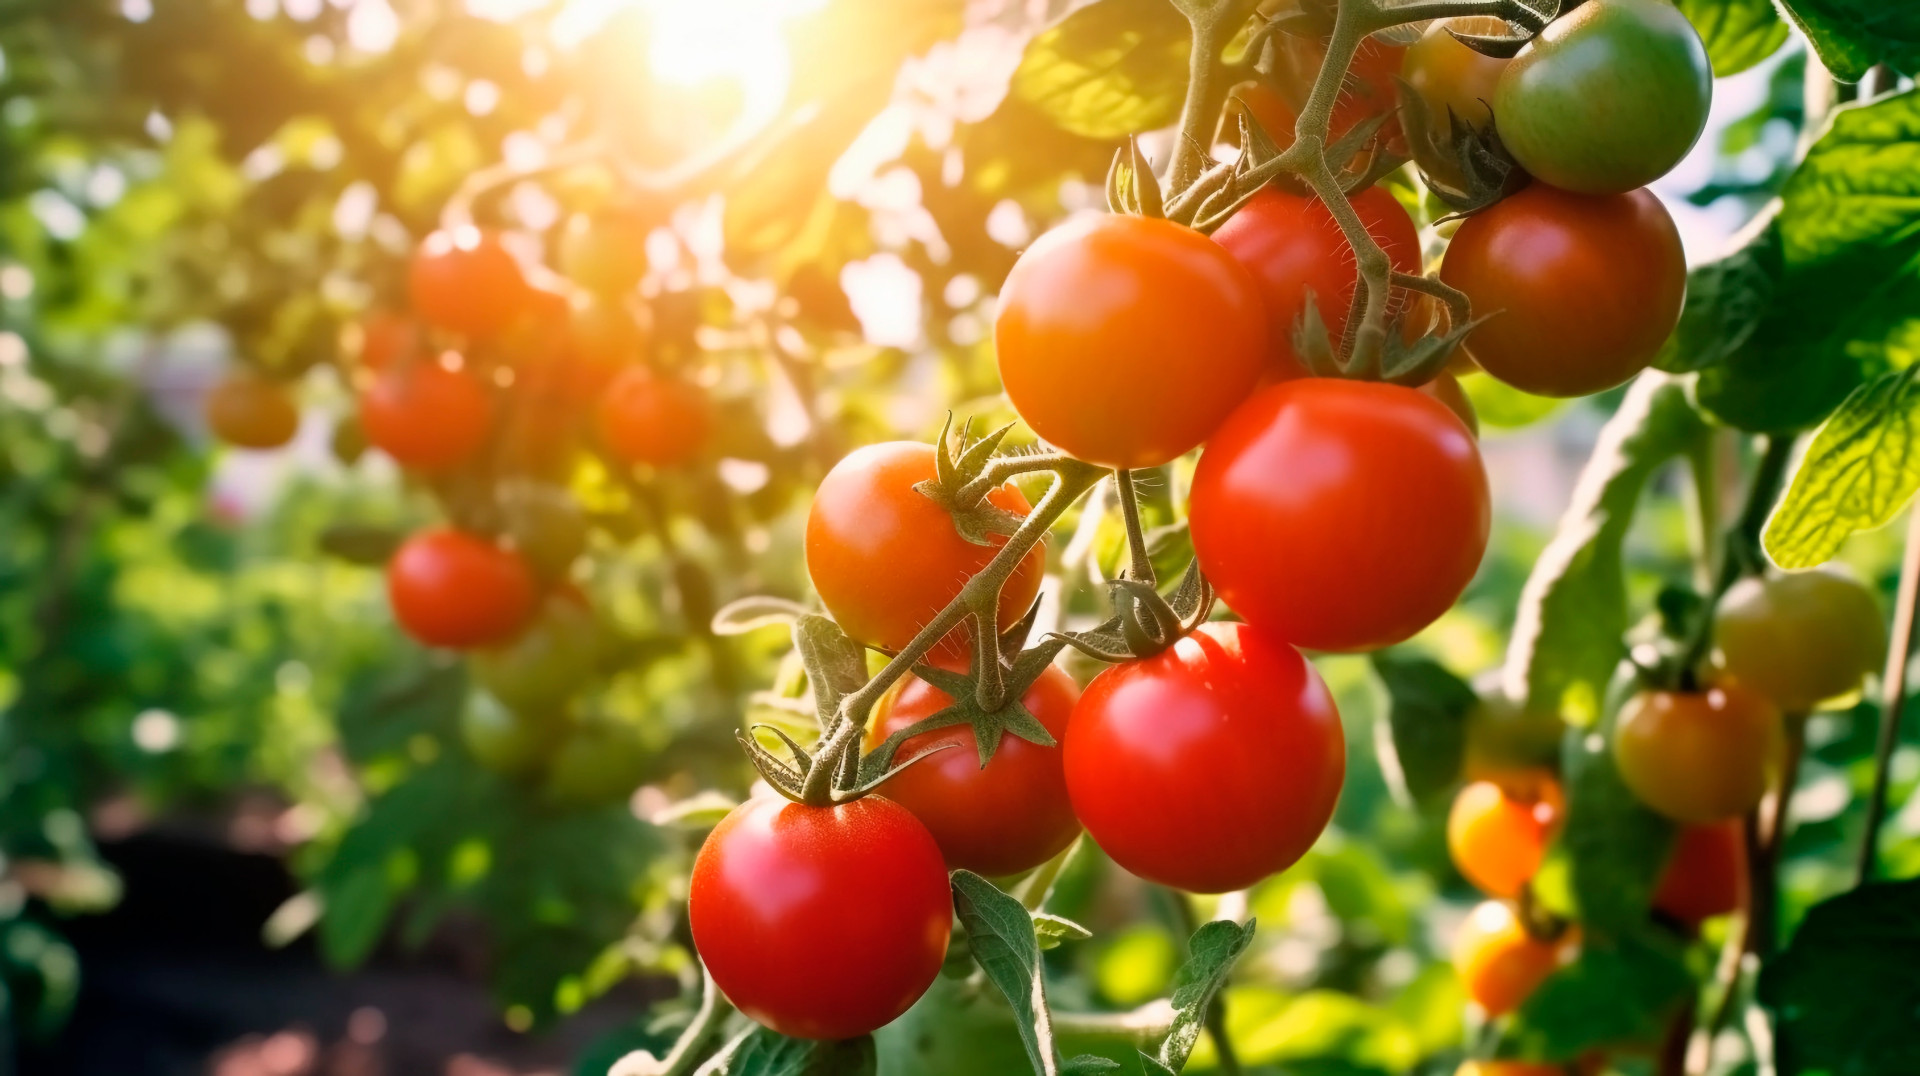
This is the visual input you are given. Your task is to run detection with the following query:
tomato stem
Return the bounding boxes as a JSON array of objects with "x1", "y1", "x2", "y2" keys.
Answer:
[
  {"x1": 1114, "y1": 468, "x2": 1159, "y2": 588},
  {"x1": 1670, "y1": 434, "x2": 1797, "y2": 686},
  {"x1": 1857, "y1": 500, "x2": 1920, "y2": 885}
]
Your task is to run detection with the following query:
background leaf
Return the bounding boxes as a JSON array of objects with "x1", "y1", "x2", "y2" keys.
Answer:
[
  {"x1": 1369, "y1": 653, "x2": 1475, "y2": 807},
  {"x1": 1011, "y1": 0, "x2": 1191, "y2": 141},
  {"x1": 1776, "y1": 0, "x2": 1920, "y2": 82},
  {"x1": 1506, "y1": 933, "x2": 1694, "y2": 1062},
  {"x1": 1153, "y1": 919, "x2": 1257, "y2": 1073},
  {"x1": 1676, "y1": 0, "x2": 1791, "y2": 76},
  {"x1": 1765, "y1": 365, "x2": 1920, "y2": 567},
  {"x1": 951, "y1": 869, "x2": 1066, "y2": 1075},
  {"x1": 1759, "y1": 879, "x2": 1920, "y2": 1076}
]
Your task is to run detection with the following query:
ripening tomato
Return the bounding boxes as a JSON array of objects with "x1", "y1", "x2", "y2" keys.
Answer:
[
  {"x1": 1653, "y1": 820, "x2": 1748, "y2": 924},
  {"x1": 806, "y1": 442, "x2": 1044, "y2": 655},
  {"x1": 1715, "y1": 568, "x2": 1885, "y2": 713},
  {"x1": 559, "y1": 209, "x2": 651, "y2": 297},
  {"x1": 1457, "y1": 1062, "x2": 1569, "y2": 1076},
  {"x1": 1272, "y1": 29, "x2": 1408, "y2": 150},
  {"x1": 1440, "y1": 184, "x2": 1684, "y2": 398},
  {"x1": 995, "y1": 214, "x2": 1266, "y2": 468},
  {"x1": 355, "y1": 311, "x2": 421, "y2": 371},
  {"x1": 205, "y1": 372, "x2": 300, "y2": 449},
  {"x1": 1401, "y1": 17, "x2": 1512, "y2": 188},
  {"x1": 867, "y1": 660, "x2": 1081, "y2": 877},
  {"x1": 1189, "y1": 380, "x2": 1490, "y2": 652},
  {"x1": 1448, "y1": 772, "x2": 1563, "y2": 898},
  {"x1": 386, "y1": 528, "x2": 540, "y2": 649},
  {"x1": 1495, "y1": 0, "x2": 1711, "y2": 195},
  {"x1": 461, "y1": 692, "x2": 562, "y2": 779},
  {"x1": 472, "y1": 592, "x2": 600, "y2": 715},
  {"x1": 691, "y1": 795, "x2": 952, "y2": 1040},
  {"x1": 1613, "y1": 683, "x2": 1782, "y2": 823},
  {"x1": 596, "y1": 368, "x2": 712, "y2": 467},
  {"x1": 1420, "y1": 371, "x2": 1479, "y2": 435},
  {"x1": 409, "y1": 227, "x2": 532, "y2": 340},
  {"x1": 358, "y1": 360, "x2": 494, "y2": 471},
  {"x1": 1211, "y1": 186, "x2": 1422, "y2": 380},
  {"x1": 1453, "y1": 900, "x2": 1573, "y2": 1016},
  {"x1": 1064, "y1": 621, "x2": 1344, "y2": 894}
]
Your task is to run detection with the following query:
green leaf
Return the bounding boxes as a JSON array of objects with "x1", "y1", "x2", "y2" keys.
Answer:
[
  {"x1": 1507, "y1": 932, "x2": 1694, "y2": 1061},
  {"x1": 317, "y1": 864, "x2": 394, "y2": 969},
  {"x1": 698, "y1": 1027, "x2": 878, "y2": 1076},
  {"x1": 951, "y1": 869, "x2": 1067, "y2": 1075},
  {"x1": 1153, "y1": 919, "x2": 1258, "y2": 1073},
  {"x1": 792, "y1": 614, "x2": 868, "y2": 726},
  {"x1": 1676, "y1": 0, "x2": 1791, "y2": 76},
  {"x1": 1654, "y1": 231, "x2": 1781, "y2": 374},
  {"x1": 1765, "y1": 365, "x2": 1920, "y2": 567},
  {"x1": 317, "y1": 523, "x2": 404, "y2": 565},
  {"x1": 1011, "y1": 0, "x2": 1192, "y2": 141},
  {"x1": 1504, "y1": 375, "x2": 1710, "y2": 724},
  {"x1": 1775, "y1": 0, "x2": 1920, "y2": 82},
  {"x1": 1034, "y1": 912, "x2": 1093, "y2": 951},
  {"x1": 1369, "y1": 653, "x2": 1474, "y2": 807},
  {"x1": 1536, "y1": 712, "x2": 1676, "y2": 932},
  {"x1": 1759, "y1": 879, "x2": 1920, "y2": 1076}
]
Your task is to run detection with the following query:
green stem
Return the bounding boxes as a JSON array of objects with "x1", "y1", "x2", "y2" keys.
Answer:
[
  {"x1": 1857, "y1": 500, "x2": 1920, "y2": 885},
  {"x1": 660, "y1": 967, "x2": 733, "y2": 1076},
  {"x1": 1165, "y1": 889, "x2": 1243, "y2": 1076},
  {"x1": 1166, "y1": 0, "x2": 1240, "y2": 194},
  {"x1": 1114, "y1": 469, "x2": 1157, "y2": 587},
  {"x1": 1676, "y1": 435, "x2": 1796, "y2": 685},
  {"x1": 1750, "y1": 712, "x2": 1807, "y2": 961}
]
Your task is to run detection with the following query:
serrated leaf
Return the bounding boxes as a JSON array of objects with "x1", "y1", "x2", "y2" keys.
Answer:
[
  {"x1": 1153, "y1": 919, "x2": 1257, "y2": 1073},
  {"x1": 1369, "y1": 653, "x2": 1474, "y2": 807},
  {"x1": 710, "y1": 596, "x2": 810, "y2": 636},
  {"x1": 1677, "y1": 0, "x2": 1791, "y2": 76},
  {"x1": 1034, "y1": 913, "x2": 1093, "y2": 951},
  {"x1": 1507, "y1": 932, "x2": 1694, "y2": 1061},
  {"x1": 1759, "y1": 879, "x2": 1920, "y2": 1076},
  {"x1": 1775, "y1": 0, "x2": 1920, "y2": 82},
  {"x1": 1011, "y1": 0, "x2": 1191, "y2": 141},
  {"x1": 951, "y1": 869, "x2": 1067, "y2": 1076},
  {"x1": 792, "y1": 614, "x2": 868, "y2": 726}
]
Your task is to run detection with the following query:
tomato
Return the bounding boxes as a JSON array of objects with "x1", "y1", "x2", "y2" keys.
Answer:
[
  {"x1": 994, "y1": 214, "x2": 1266, "y2": 468},
  {"x1": 569, "y1": 296, "x2": 645, "y2": 373},
  {"x1": 596, "y1": 368, "x2": 713, "y2": 467},
  {"x1": 1401, "y1": 17, "x2": 1511, "y2": 188},
  {"x1": 1448, "y1": 772, "x2": 1563, "y2": 898},
  {"x1": 1494, "y1": 0, "x2": 1711, "y2": 195},
  {"x1": 1653, "y1": 820, "x2": 1748, "y2": 924},
  {"x1": 461, "y1": 692, "x2": 561, "y2": 779},
  {"x1": 560, "y1": 209, "x2": 651, "y2": 297},
  {"x1": 1211, "y1": 186, "x2": 1422, "y2": 380},
  {"x1": 205, "y1": 372, "x2": 299, "y2": 449},
  {"x1": 1452, "y1": 900, "x2": 1572, "y2": 1016},
  {"x1": 1189, "y1": 380, "x2": 1489, "y2": 652},
  {"x1": 806, "y1": 441, "x2": 1044, "y2": 655},
  {"x1": 409, "y1": 227, "x2": 532, "y2": 340},
  {"x1": 1613, "y1": 683, "x2": 1782, "y2": 823},
  {"x1": 386, "y1": 528, "x2": 540, "y2": 649},
  {"x1": 472, "y1": 592, "x2": 600, "y2": 714},
  {"x1": 1063, "y1": 621, "x2": 1344, "y2": 894},
  {"x1": 355, "y1": 311, "x2": 421, "y2": 371},
  {"x1": 358, "y1": 360, "x2": 494, "y2": 471},
  {"x1": 1420, "y1": 371, "x2": 1479, "y2": 435},
  {"x1": 1464, "y1": 691, "x2": 1565, "y2": 778},
  {"x1": 867, "y1": 660, "x2": 1081, "y2": 877},
  {"x1": 1440, "y1": 184, "x2": 1684, "y2": 398},
  {"x1": 690, "y1": 795, "x2": 952, "y2": 1040},
  {"x1": 1715, "y1": 569, "x2": 1885, "y2": 713},
  {"x1": 1457, "y1": 1062, "x2": 1568, "y2": 1076},
  {"x1": 542, "y1": 721, "x2": 650, "y2": 809}
]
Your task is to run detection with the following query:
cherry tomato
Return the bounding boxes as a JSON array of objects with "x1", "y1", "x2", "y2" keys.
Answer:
[
  {"x1": 1211, "y1": 186, "x2": 1422, "y2": 380},
  {"x1": 409, "y1": 227, "x2": 532, "y2": 340},
  {"x1": 1448, "y1": 771, "x2": 1563, "y2": 898},
  {"x1": 1495, "y1": 0, "x2": 1711, "y2": 195},
  {"x1": 1189, "y1": 380, "x2": 1490, "y2": 652},
  {"x1": 596, "y1": 368, "x2": 713, "y2": 467},
  {"x1": 1401, "y1": 17, "x2": 1512, "y2": 188},
  {"x1": 1715, "y1": 569, "x2": 1884, "y2": 713},
  {"x1": 1063, "y1": 621, "x2": 1344, "y2": 894},
  {"x1": 461, "y1": 692, "x2": 561, "y2": 779},
  {"x1": 995, "y1": 214, "x2": 1266, "y2": 468},
  {"x1": 690, "y1": 795, "x2": 952, "y2": 1040},
  {"x1": 1653, "y1": 820, "x2": 1748, "y2": 924},
  {"x1": 1457, "y1": 1062, "x2": 1569, "y2": 1076},
  {"x1": 205, "y1": 372, "x2": 299, "y2": 449},
  {"x1": 472, "y1": 592, "x2": 601, "y2": 715},
  {"x1": 1420, "y1": 371, "x2": 1479, "y2": 435},
  {"x1": 806, "y1": 441, "x2": 1044, "y2": 656},
  {"x1": 1440, "y1": 184, "x2": 1684, "y2": 398},
  {"x1": 542, "y1": 721, "x2": 650, "y2": 809},
  {"x1": 358, "y1": 360, "x2": 494, "y2": 471},
  {"x1": 386, "y1": 528, "x2": 540, "y2": 649},
  {"x1": 560, "y1": 209, "x2": 652, "y2": 297},
  {"x1": 1452, "y1": 900, "x2": 1573, "y2": 1016},
  {"x1": 867, "y1": 660, "x2": 1081, "y2": 877},
  {"x1": 355, "y1": 311, "x2": 421, "y2": 371},
  {"x1": 1613, "y1": 683, "x2": 1782, "y2": 823}
]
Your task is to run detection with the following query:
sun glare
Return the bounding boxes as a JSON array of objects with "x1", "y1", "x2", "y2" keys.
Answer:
[{"x1": 555, "y1": 0, "x2": 826, "y2": 117}]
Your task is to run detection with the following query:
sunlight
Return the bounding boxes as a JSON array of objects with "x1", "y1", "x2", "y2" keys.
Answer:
[{"x1": 554, "y1": 0, "x2": 825, "y2": 116}]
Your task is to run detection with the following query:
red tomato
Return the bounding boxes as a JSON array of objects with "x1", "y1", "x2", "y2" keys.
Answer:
[
  {"x1": 1271, "y1": 31, "x2": 1409, "y2": 151},
  {"x1": 1453, "y1": 900, "x2": 1573, "y2": 1016},
  {"x1": 995, "y1": 214, "x2": 1267, "y2": 468},
  {"x1": 1613, "y1": 682, "x2": 1781, "y2": 823},
  {"x1": 1212, "y1": 186, "x2": 1423, "y2": 380},
  {"x1": 386, "y1": 528, "x2": 539, "y2": 649},
  {"x1": 806, "y1": 442, "x2": 1044, "y2": 656},
  {"x1": 1063, "y1": 621, "x2": 1344, "y2": 893},
  {"x1": 690, "y1": 795, "x2": 951, "y2": 1040},
  {"x1": 1458, "y1": 1061, "x2": 1570, "y2": 1076},
  {"x1": 867, "y1": 660, "x2": 1081, "y2": 877},
  {"x1": 1420, "y1": 371, "x2": 1479, "y2": 435},
  {"x1": 1440, "y1": 184, "x2": 1684, "y2": 398},
  {"x1": 1189, "y1": 380, "x2": 1490, "y2": 652},
  {"x1": 355, "y1": 311, "x2": 421, "y2": 371},
  {"x1": 409, "y1": 227, "x2": 531, "y2": 340},
  {"x1": 358, "y1": 360, "x2": 494, "y2": 471},
  {"x1": 596, "y1": 368, "x2": 713, "y2": 467},
  {"x1": 1653, "y1": 820, "x2": 1748, "y2": 924},
  {"x1": 205, "y1": 372, "x2": 299, "y2": 449},
  {"x1": 1448, "y1": 772, "x2": 1563, "y2": 898}
]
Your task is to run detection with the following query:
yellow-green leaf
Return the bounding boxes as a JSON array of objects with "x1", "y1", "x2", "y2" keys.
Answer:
[{"x1": 1765, "y1": 365, "x2": 1920, "y2": 568}]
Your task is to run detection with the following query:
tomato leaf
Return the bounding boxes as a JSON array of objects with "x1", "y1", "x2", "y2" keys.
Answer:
[
  {"x1": 709, "y1": 596, "x2": 810, "y2": 636},
  {"x1": 792, "y1": 614, "x2": 868, "y2": 727},
  {"x1": 1774, "y1": 0, "x2": 1920, "y2": 82},
  {"x1": 1034, "y1": 912, "x2": 1093, "y2": 951},
  {"x1": 1151, "y1": 918, "x2": 1258, "y2": 1073},
  {"x1": 1369, "y1": 652, "x2": 1474, "y2": 808},
  {"x1": 1653, "y1": 229, "x2": 1780, "y2": 375},
  {"x1": 1011, "y1": 0, "x2": 1192, "y2": 141},
  {"x1": 1676, "y1": 0, "x2": 1791, "y2": 76},
  {"x1": 1765, "y1": 363, "x2": 1920, "y2": 569},
  {"x1": 695, "y1": 1026, "x2": 878, "y2": 1076},
  {"x1": 1533, "y1": 709, "x2": 1675, "y2": 932},
  {"x1": 1506, "y1": 931, "x2": 1694, "y2": 1062},
  {"x1": 1503, "y1": 375, "x2": 1710, "y2": 725},
  {"x1": 950, "y1": 869, "x2": 1070, "y2": 1075},
  {"x1": 1758, "y1": 878, "x2": 1920, "y2": 1076},
  {"x1": 317, "y1": 522, "x2": 404, "y2": 565}
]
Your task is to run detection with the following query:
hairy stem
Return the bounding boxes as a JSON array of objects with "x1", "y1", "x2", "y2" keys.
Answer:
[
  {"x1": 1114, "y1": 469, "x2": 1158, "y2": 587},
  {"x1": 1858, "y1": 500, "x2": 1920, "y2": 885}
]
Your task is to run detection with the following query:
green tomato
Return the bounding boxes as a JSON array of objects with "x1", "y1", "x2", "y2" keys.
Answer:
[
  {"x1": 461, "y1": 693, "x2": 563, "y2": 779},
  {"x1": 1494, "y1": 0, "x2": 1711, "y2": 194},
  {"x1": 470, "y1": 593, "x2": 601, "y2": 715},
  {"x1": 1716, "y1": 568, "x2": 1885, "y2": 713},
  {"x1": 499, "y1": 480, "x2": 588, "y2": 582},
  {"x1": 1463, "y1": 683, "x2": 1565, "y2": 777},
  {"x1": 542, "y1": 721, "x2": 649, "y2": 809}
]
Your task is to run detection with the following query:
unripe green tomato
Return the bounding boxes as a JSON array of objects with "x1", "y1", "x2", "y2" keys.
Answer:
[
  {"x1": 461, "y1": 693, "x2": 563, "y2": 778},
  {"x1": 470, "y1": 593, "x2": 601, "y2": 715},
  {"x1": 1463, "y1": 686, "x2": 1565, "y2": 778},
  {"x1": 1715, "y1": 569, "x2": 1884, "y2": 713},
  {"x1": 499, "y1": 481, "x2": 589, "y2": 582},
  {"x1": 543, "y1": 721, "x2": 649, "y2": 809}
]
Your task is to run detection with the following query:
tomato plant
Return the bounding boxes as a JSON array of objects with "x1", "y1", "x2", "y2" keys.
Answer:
[
  {"x1": 1613, "y1": 683, "x2": 1783, "y2": 823},
  {"x1": 470, "y1": 592, "x2": 602, "y2": 715},
  {"x1": 461, "y1": 692, "x2": 563, "y2": 779},
  {"x1": 386, "y1": 528, "x2": 540, "y2": 650},
  {"x1": 1402, "y1": 16, "x2": 1512, "y2": 188}
]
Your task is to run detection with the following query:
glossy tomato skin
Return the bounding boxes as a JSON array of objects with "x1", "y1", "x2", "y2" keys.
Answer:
[
  {"x1": 409, "y1": 228, "x2": 532, "y2": 340},
  {"x1": 1441, "y1": 184, "x2": 1684, "y2": 398},
  {"x1": 386, "y1": 528, "x2": 540, "y2": 649},
  {"x1": 1402, "y1": 17, "x2": 1512, "y2": 188},
  {"x1": 807, "y1": 442, "x2": 1044, "y2": 656},
  {"x1": 358, "y1": 361, "x2": 494, "y2": 471},
  {"x1": 1420, "y1": 371, "x2": 1479, "y2": 436},
  {"x1": 1453, "y1": 900, "x2": 1573, "y2": 1016},
  {"x1": 995, "y1": 214, "x2": 1266, "y2": 468},
  {"x1": 1715, "y1": 569, "x2": 1884, "y2": 713},
  {"x1": 1190, "y1": 380, "x2": 1489, "y2": 652},
  {"x1": 1448, "y1": 772, "x2": 1563, "y2": 898},
  {"x1": 1495, "y1": 0, "x2": 1711, "y2": 195},
  {"x1": 205, "y1": 372, "x2": 300, "y2": 449},
  {"x1": 1212, "y1": 187, "x2": 1422, "y2": 380},
  {"x1": 868, "y1": 661, "x2": 1081, "y2": 877},
  {"x1": 1653, "y1": 820, "x2": 1748, "y2": 924},
  {"x1": 596, "y1": 368, "x2": 713, "y2": 467},
  {"x1": 1613, "y1": 683, "x2": 1782, "y2": 823},
  {"x1": 690, "y1": 796, "x2": 952, "y2": 1040},
  {"x1": 1064, "y1": 621, "x2": 1344, "y2": 894}
]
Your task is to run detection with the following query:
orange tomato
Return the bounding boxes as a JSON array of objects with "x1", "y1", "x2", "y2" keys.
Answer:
[
  {"x1": 596, "y1": 368, "x2": 713, "y2": 467},
  {"x1": 1448, "y1": 772, "x2": 1563, "y2": 898},
  {"x1": 205, "y1": 372, "x2": 299, "y2": 449},
  {"x1": 409, "y1": 227, "x2": 532, "y2": 340},
  {"x1": 1453, "y1": 900, "x2": 1573, "y2": 1016},
  {"x1": 1613, "y1": 682, "x2": 1782, "y2": 823}
]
